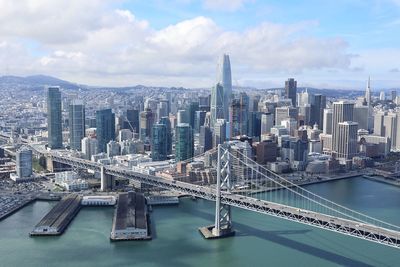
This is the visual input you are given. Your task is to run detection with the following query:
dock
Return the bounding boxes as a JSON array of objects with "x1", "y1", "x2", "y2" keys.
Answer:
[
  {"x1": 110, "y1": 192, "x2": 151, "y2": 241},
  {"x1": 0, "y1": 195, "x2": 36, "y2": 221},
  {"x1": 30, "y1": 194, "x2": 81, "y2": 236}
]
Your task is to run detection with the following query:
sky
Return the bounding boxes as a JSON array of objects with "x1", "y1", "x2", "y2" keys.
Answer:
[{"x1": 0, "y1": 0, "x2": 399, "y2": 89}]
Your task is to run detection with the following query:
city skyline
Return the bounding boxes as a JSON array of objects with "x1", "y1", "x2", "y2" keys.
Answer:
[{"x1": 0, "y1": 0, "x2": 399, "y2": 89}]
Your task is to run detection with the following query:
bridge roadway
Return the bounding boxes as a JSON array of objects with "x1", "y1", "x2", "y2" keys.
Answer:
[{"x1": 48, "y1": 152, "x2": 400, "y2": 248}]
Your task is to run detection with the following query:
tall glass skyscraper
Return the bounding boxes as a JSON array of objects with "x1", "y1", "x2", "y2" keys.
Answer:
[
  {"x1": 210, "y1": 83, "x2": 224, "y2": 127},
  {"x1": 217, "y1": 54, "x2": 232, "y2": 122},
  {"x1": 175, "y1": 123, "x2": 194, "y2": 162},
  {"x1": 46, "y1": 86, "x2": 63, "y2": 149},
  {"x1": 151, "y1": 123, "x2": 168, "y2": 161},
  {"x1": 96, "y1": 109, "x2": 115, "y2": 153},
  {"x1": 69, "y1": 100, "x2": 85, "y2": 151},
  {"x1": 159, "y1": 116, "x2": 172, "y2": 155},
  {"x1": 139, "y1": 108, "x2": 154, "y2": 142}
]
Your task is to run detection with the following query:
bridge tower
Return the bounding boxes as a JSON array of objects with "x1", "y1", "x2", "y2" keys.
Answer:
[{"x1": 211, "y1": 144, "x2": 234, "y2": 237}]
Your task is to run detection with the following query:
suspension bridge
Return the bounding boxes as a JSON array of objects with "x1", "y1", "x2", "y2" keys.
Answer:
[{"x1": 1, "y1": 131, "x2": 400, "y2": 249}]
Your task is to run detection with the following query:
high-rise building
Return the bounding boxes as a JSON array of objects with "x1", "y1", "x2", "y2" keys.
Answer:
[
  {"x1": 275, "y1": 106, "x2": 298, "y2": 127},
  {"x1": 125, "y1": 109, "x2": 139, "y2": 133},
  {"x1": 69, "y1": 100, "x2": 85, "y2": 151},
  {"x1": 81, "y1": 137, "x2": 98, "y2": 160},
  {"x1": 159, "y1": 116, "x2": 172, "y2": 155},
  {"x1": 177, "y1": 109, "x2": 189, "y2": 124},
  {"x1": 107, "y1": 140, "x2": 121, "y2": 157},
  {"x1": 157, "y1": 101, "x2": 169, "y2": 122},
  {"x1": 337, "y1": 122, "x2": 358, "y2": 160},
  {"x1": 16, "y1": 147, "x2": 32, "y2": 178},
  {"x1": 213, "y1": 119, "x2": 226, "y2": 148},
  {"x1": 256, "y1": 140, "x2": 277, "y2": 164},
  {"x1": 139, "y1": 108, "x2": 154, "y2": 142},
  {"x1": 47, "y1": 86, "x2": 62, "y2": 149},
  {"x1": 217, "y1": 54, "x2": 232, "y2": 122},
  {"x1": 380, "y1": 91, "x2": 386, "y2": 101},
  {"x1": 323, "y1": 109, "x2": 333, "y2": 134},
  {"x1": 261, "y1": 113, "x2": 274, "y2": 135},
  {"x1": 210, "y1": 83, "x2": 224, "y2": 127},
  {"x1": 194, "y1": 110, "x2": 206, "y2": 133},
  {"x1": 175, "y1": 123, "x2": 194, "y2": 161},
  {"x1": 353, "y1": 106, "x2": 369, "y2": 130},
  {"x1": 391, "y1": 90, "x2": 397, "y2": 101},
  {"x1": 188, "y1": 102, "x2": 199, "y2": 129},
  {"x1": 151, "y1": 123, "x2": 168, "y2": 161},
  {"x1": 229, "y1": 93, "x2": 249, "y2": 137},
  {"x1": 365, "y1": 76, "x2": 372, "y2": 106},
  {"x1": 285, "y1": 78, "x2": 297, "y2": 107},
  {"x1": 199, "y1": 126, "x2": 212, "y2": 153},
  {"x1": 310, "y1": 94, "x2": 326, "y2": 128},
  {"x1": 332, "y1": 101, "x2": 354, "y2": 154},
  {"x1": 96, "y1": 109, "x2": 116, "y2": 153},
  {"x1": 248, "y1": 112, "x2": 262, "y2": 139}
]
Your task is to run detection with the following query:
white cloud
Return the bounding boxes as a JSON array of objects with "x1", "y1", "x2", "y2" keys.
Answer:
[{"x1": 0, "y1": 0, "x2": 358, "y2": 88}]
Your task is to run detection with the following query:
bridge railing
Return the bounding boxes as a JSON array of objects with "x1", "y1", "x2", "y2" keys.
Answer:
[{"x1": 229, "y1": 148, "x2": 400, "y2": 232}]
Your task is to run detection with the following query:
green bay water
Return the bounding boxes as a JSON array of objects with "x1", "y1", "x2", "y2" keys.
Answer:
[{"x1": 1, "y1": 177, "x2": 400, "y2": 267}]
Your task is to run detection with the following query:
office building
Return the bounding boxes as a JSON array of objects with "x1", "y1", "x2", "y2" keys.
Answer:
[
  {"x1": 194, "y1": 110, "x2": 206, "y2": 133},
  {"x1": 159, "y1": 116, "x2": 172, "y2": 155},
  {"x1": 275, "y1": 106, "x2": 298, "y2": 127},
  {"x1": 125, "y1": 109, "x2": 139, "y2": 133},
  {"x1": 81, "y1": 137, "x2": 98, "y2": 160},
  {"x1": 47, "y1": 86, "x2": 63, "y2": 149},
  {"x1": 69, "y1": 100, "x2": 85, "y2": 151},
  {"x1": 285, "y1": 78, "x2": 297, "y2": 107},
  {"x1": 210, "y1": 83, "x2": 224, "y2": 127},
  {"x1": 332, "y1": 101, "x2": 354, "y2": 154},
  {"x1": 107, "y1": 140, "x2": 121, "y2": 157},
  {"x1": 16, "y1": 147, "x2": 32, "y2": 178},
  {"x1": 96, "y1": 109, "x2": 116, "y2": 153},
  {"x1": 199, "y1": 126, "x2": 213, "y2": 153},
  {"x1": 139, "y1": 108, "x2": 154, "y2": 142},
  {"x1": 353, "y1": 106, "x2": 369, "y2": 130},
  {"x1": 256, "y1": 140, "x2": 277, "y2": 164},
  {"x1": 175, "y1": 123, "x2": 194, "y2": 161},
  {"x1": 151, "y1": 123, "x2": 168, "y2": 161},
  {"x1": 261, "y1": 113, "x2": 274, "y2": 135},
  {"x1": 323, "y1": 109, "x2": 333, "y2": 134},
  {"x1": 310, "y1": 94, "x2": 326, "y2": 128},
  {"x1": 336, "y1": 122, "x2": 358, "y2": 160},
  {"x1": 213, "y1": 119, "x2": 226, "y2": 148},
  {"x1": 217, "y1": 54, "x2": 232, "y2": 122}
]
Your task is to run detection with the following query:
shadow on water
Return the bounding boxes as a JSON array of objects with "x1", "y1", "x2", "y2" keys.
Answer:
[{"x1": 183, "y1": 206, "x2": 379, "y2": 267}]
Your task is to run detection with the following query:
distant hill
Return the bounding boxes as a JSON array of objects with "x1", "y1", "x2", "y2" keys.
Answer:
[{"x1": 0, "y1": 75, "x2": 81, "y2": 90}]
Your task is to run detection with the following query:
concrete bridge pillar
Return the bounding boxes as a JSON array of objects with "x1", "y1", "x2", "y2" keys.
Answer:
[{"x1": 100, "y1": 166, "x2": 113, "y2": 192}]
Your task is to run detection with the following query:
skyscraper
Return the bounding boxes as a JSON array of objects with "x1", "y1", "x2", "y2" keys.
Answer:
[
  {"x1": 229, "y1": 94, "x2": 249, "y2": 137},
  {"x1": 332, "y1": 101, "x2": 355, "y2": 155},
  {"x1": 175, "y1": 123, "x2": 194, "y2": 161},
  {"x1": 217, "y1": 54, "x2": 232, "y2": 122},
  {"x1": 310, "y1": 94, "x2": 326, "y2": 128},
  {"x1": 159, "y1": 116, "x2": 172, "y2": 155},
  {"x1": 365, "y1": 76, "x2": 372, "y2": 106},
  {"x1": 96, "y1": 109, "x2": 116, "y2": 153},
  {"x1": 337, "y1": 122, "x2": 358, "y2": 160},
  {"x1": 16, "y1": 147, "x2": 32, "y2": 179},
  {"x1": 210, "y1": 83, "x2": 224, "y2": 127},
  {"x1": 139, "y1": 108, "x2": 154, "y2": 142},
  {"x1": 47, "y1": 86, "x2": 62, "y2": 149},
  {"x1": 199, "y1": 125, "x2": 212, "y2": 153},
  {"x1": 125, "y1": 109, "x2": 139, "y2": 133},
  {"x1": 213, "y1": 119, "x2": 226, "y2": 148},
  {"x1": 188, "y1": 101, "x2": 199, "y2": 129},
  {"x1": 151, "y1": 123, "x2": 168, "y2": 161},
  {"x1": 323, "y1": 109, "x2": 333, "y2": 134},
  {"x1": 285, "y1": 78, "x2": 297, "y2": 107},
  {"x1": 69, "y1": 100, "x2": 85, "y2": 151}
]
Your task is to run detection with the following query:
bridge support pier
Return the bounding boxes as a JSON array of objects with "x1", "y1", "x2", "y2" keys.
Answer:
[
  {"x1": 199, "y1": 144, "x2": 235, "y2": 239},
  {"x1": 100, "y1": 166, "x2": 113, "y2": 192}
]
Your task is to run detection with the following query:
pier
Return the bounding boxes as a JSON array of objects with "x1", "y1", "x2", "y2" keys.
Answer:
[
  {"x1": 30, "y1": 194, "x2": 81, "y2": 236},
  {"x1": 111, "y1": 192, "x2": 151, "y2": 241}
]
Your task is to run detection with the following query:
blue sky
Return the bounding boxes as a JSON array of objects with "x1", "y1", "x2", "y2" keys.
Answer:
[{"x1": 0, "y1": 0, "x2": 399, "y2": 89}]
